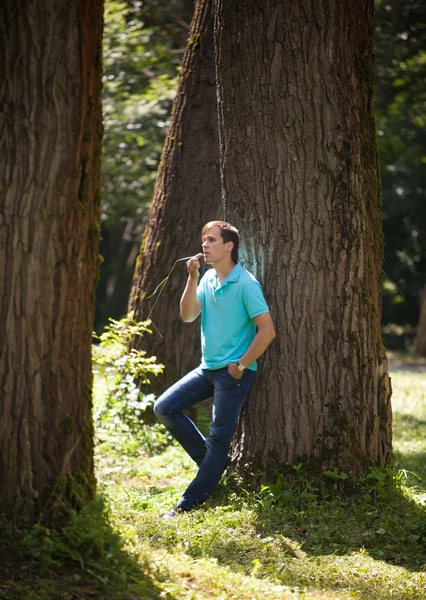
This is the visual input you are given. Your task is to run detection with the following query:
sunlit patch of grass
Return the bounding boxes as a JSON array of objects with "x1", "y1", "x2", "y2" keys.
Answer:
[
  {"x1": 2, "y1": 367, "x2": 425, "y2": 600},
  {"x1": 391, "y1": 370, "x2": 426, "y2": 492},
  {"x1": 107, "y1": 476, "x2": 425, "y2": 599},
  {"x1": 137, "y1": 546, "x2": 339, "y2": 599},
  {"x1": 94, "y1": 369, "x2": 426, "y2": 599}
]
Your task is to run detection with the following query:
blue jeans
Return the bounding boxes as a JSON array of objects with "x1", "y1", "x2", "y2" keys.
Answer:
[{"x1": 154, "y1": 366, "x2": 257, "y2": 509}]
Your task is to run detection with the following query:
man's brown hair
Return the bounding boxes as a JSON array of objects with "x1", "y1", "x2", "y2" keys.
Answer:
[{"x1": 202, "y1": 221, "x2": 239, "y2": 264}]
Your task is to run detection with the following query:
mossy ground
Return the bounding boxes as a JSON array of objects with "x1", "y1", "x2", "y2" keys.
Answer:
[{"x1": 1, "y1": 358, "x2": 425, "y2": 599}]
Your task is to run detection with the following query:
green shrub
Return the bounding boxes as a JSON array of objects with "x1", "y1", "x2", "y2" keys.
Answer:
[{"x1": 92, "y1": 314, "x2": 164, "y2": 435}]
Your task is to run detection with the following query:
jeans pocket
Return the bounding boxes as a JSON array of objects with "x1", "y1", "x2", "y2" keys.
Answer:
[{"x1": 226, "y1": 366, "x2": 243, "y2": 383}]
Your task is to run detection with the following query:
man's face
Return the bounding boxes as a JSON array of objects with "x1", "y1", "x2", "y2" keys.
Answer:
[{"x1": 201, "y1": 226, "x2": 232, "y2": 265}]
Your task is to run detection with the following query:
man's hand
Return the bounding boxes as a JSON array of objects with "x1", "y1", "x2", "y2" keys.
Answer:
[
  {"x1": 180, "y1": 254, "x2": 203, "y2": 322},
  {"x1": 186, "y1": 253, "x2": 203, "y2": 280},
  {"x1": 231, "y1": 313, "x2": 275, "y2": 373},
  {"x1": 227, "y1": 363, "x2": 243, "y2": 380}
]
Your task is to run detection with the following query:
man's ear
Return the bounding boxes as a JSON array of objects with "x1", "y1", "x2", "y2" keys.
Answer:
[{"x1": 226, "y1": 241, "x2": 234, "y2": 253}]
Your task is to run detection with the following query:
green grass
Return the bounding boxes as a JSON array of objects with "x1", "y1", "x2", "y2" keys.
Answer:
[
  {"x1": 392, "y1": 370, "x2": 426, "y2": 487},
  {"x1": 1, "y1": 368, "x2": 425, "y2": 599}
]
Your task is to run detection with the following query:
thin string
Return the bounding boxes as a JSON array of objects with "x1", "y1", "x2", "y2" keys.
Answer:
[{"x1": 144, "y1": 256, "x2": 196, "y2": 339}]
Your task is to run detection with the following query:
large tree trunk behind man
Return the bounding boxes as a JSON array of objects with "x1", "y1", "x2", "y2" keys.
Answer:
[
  {"x1": 215, "y1": 0, "x2": 393, "y2": 477},
  {"x1": 128, "y1": 0, "x2": 221, "y2": 394},
  {"x1": 0, "y1": 0, "x2": 103, "y2": 521}
]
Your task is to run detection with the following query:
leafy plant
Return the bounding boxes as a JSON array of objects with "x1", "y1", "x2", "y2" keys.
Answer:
[
  {"x1": 93, "y1": 314, "x2": 164, "y2": 434},
  {"x1": 258, "y1": 472, "x2": 319, "y2": 512},
  {"x1": 323, "y1": 469, "x2": 349, "y2": 481},
  {"x1": 359, "y1": 466, "x2": 423, "y2": 503}
]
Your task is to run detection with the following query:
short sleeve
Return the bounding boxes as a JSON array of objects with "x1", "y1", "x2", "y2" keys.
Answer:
[{"x1": 242, "y1": 279, "x2": 269, "y2": 319}]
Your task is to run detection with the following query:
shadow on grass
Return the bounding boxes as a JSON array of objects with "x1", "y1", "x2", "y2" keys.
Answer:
[
  {"x1": 0, "y1": 494, "x2": 173, "y2": 600},
  {"x1": 199, "y1": 408, "x2": 426, "y2": 582},
  {"x1": 189, "y1": 474, "x2": 425, "y2": 600},
  {"x1": 203, "y1": 468, "x2": 426, "y2": 571},
  {"x1": 170, "y1": 479, "x2": 426, "y2": 599},
  {"x1": 252, "y1": 482, "x2": 426, "y2": 569}
]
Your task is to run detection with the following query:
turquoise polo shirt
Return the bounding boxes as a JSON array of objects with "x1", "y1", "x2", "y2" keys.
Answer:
[{"x1": 196, "y1": 263, "x2": 269, "y2": 371}]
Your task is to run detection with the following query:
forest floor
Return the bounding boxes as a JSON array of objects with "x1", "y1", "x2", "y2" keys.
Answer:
[{"x1": 1, "y1": 353, "x2": 425, "y2": 600}]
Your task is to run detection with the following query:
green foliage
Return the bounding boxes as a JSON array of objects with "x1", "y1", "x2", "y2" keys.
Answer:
[
  {"x1": 92, "y1": 315, "x2": 164, "y2": 435},
  {"x1": 359, "y1": 465, "x2": 423, "y2": 505},
  {"x1": 102, "y1": 0, "x2": 179, "y2": 225},
  {"x1": 259, "y1": 472, "x2": 318, "y2": 511},
  {"x1": 323, "y1": 469, "x2": 349, "y2": 481},
  {"x1": 375, "y1": 0, "x2": 426, "y2": 325},
  {"x1": 33, "y1": 498, "x2": 129, "y2": 574},
  {"x1": 0, "y1": 496, "x2": 162, "y2": 599},
  {"x1": 253, "y1": 465, "x2": 425, "y2": 570},
  {"x1": 95, "y1": 0, "x2": 183, "y2": 332},
  {"x1": 257, "y1": 465, "x2": 420, "y2": 512}
]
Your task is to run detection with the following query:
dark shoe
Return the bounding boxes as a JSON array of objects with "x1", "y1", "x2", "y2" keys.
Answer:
[{"x1": 159, "y1": 505, "x2": 191, "y2": 520}]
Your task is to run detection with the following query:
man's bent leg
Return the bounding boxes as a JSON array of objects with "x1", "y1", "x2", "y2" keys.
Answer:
[
  {"x1": 154, "y1": 367, "x2": 214, "y2": 465},
  {"x1": 176, "y1": 368, "x2": 256, "y2": 510}
]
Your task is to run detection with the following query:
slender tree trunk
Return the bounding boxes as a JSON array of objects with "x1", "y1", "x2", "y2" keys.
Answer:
[
  {"x1": 95, "y1": 219, "x2": 141, "y2": 333},
  {"x1": 414, "y1": 285, "x2": 426, "y2": 356},
  {"x1": 215, "y1": 0, "x2": 393, "y2": 477},
  {"x1": 0, "y1": 0, "x2": 103, "y2": 521},
  {"x1": 128, "y1": 0, "x2": 221, "y2": 394}
]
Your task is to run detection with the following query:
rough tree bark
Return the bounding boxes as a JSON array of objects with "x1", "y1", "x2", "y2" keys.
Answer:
[
  {"x1": 215, "y1": 0, "x2": 393, "y2": 477},
  {"x1": 414, "y1": 285, "x2": 426, "y2": 356},
  {"x1": 128, "y1": 0, "x2": 221, "y2": 394},
  {"x1": 0, "y1": 0, "x2": 103, "y2": 521}
]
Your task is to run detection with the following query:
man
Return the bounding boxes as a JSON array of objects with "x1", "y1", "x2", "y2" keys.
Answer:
[{"x1": 154, "y1": 221, "x2": 275, "y2": 518}]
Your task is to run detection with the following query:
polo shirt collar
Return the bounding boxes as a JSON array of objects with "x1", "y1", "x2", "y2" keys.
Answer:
[
  {"x1": 212, "y1": 262, "x2": 242, "y2": 290},
  {"x1": 225, "y1": 262, "x2": 243, "y2": 283}
]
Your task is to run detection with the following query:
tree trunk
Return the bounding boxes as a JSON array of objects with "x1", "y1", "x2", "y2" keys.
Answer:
[
  {"x1": 0, "y1": 0, "x2": 103, "y2": 521},
  {"x1": 414, "y1": 285, "x2": 426, "y2": 356},
  {"x1": 128, "y1": 0, "x2": 221, "y2": 394},
  {"x1": 215, "y1": 0, "x2": 393, "y2": 477},
  {"x1": 95, "y1": 219, "x2": 141, "y2": 334}
]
